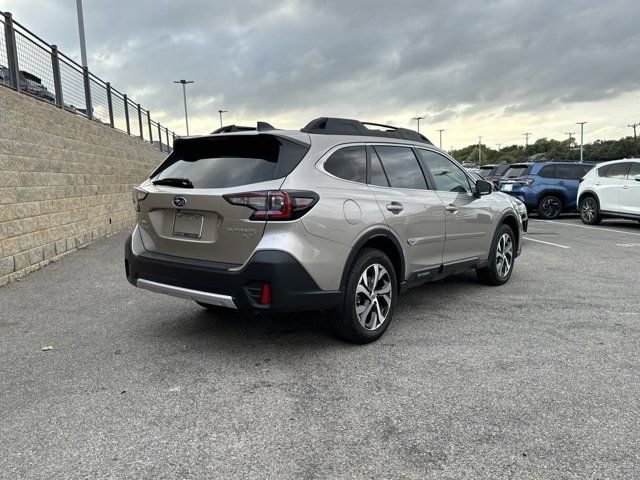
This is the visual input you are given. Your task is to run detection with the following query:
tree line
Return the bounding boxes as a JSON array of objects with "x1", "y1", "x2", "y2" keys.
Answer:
[{"x1": 451, "y1": 135, "x2": 639, "y2": 165}]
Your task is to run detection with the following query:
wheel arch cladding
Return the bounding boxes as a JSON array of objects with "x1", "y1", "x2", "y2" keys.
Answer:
[
  {"x1": 578, "y1": 190, "x2": 598, "y2": 207},
  {"x1": 500, "y1": 214, "x2": 520, "y2": 253},
  {"x1": 340, "y1": 230, "x2": 405, "y2": 290}
]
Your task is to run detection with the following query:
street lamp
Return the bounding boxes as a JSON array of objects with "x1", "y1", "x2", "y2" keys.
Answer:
[
  {"x1": 577, "y1": 122, "x2": 587, "y2": 163},
  {"x1": 436, "y1": 129, "x2": 445, "y2": 150},
  {"x1": 412, "y1": 116, "x2": 424, "y2": 133},
  {"x1": 174, "y1": 80, "x2": 194, "y2": 136},
  {"x1": 218, "y1": 109, "x2": 228, "y2": 128},
  {"x1": 75, "y1": 0, "x2": 88, "y2": 68}
]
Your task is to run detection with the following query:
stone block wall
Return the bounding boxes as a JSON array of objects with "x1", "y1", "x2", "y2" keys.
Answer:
[{"x1": 0, "y1": 85, "x2": 166, "y2": 286}]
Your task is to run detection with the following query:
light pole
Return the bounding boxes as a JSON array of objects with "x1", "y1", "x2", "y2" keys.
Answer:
[
  {"x1": 174, "y1": 80, "x2": 194, "y2": 136},
  {"x1": 628, "y1": 123, "x2": 639, "y2": 155},
  {"x1": 75, "y1": 0, "x2": 88, "y2": 68},
  {"x1": 219, "y1": 110, "x2": 228, "y2": 128},
  {"x1": 437, "y1": 129, "x2": 445, "y2": 150},
  {"x1": 412, "y1": 116, "x2": 424, "y2": 133},
  {"x1": 577, "y1": 122, "x2": 587, "y2": 162},
  {"x1": 478, "y1": 136, "x2": 482, "y2": 165}
]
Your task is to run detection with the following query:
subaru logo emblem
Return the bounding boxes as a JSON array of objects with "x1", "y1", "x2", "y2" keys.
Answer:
[{"x1": 173, "y1": 196, "x2": 187, "y2": 208}]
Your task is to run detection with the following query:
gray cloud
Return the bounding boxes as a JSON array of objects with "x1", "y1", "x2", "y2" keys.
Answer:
[{"x1": 2, "y1": 0, "x2": 639, "y2": 136}]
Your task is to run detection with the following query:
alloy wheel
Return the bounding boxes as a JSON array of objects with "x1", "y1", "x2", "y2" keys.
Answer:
[
  {"x1": 581, "y1": 198, "x2": 596, "y2": 222},
  {"x1": 495, "y1": 233, "x2": 513, "y2": 278},
  {"x1": 541, "y1": 198, "x2": 561, "y2": 218},
  {"x1": 355, "y1": 263, "x2": 392, "y2": 331}
]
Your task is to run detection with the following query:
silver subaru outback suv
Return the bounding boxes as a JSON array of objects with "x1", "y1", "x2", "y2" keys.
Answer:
[{"x1": 125, "y1": 118, "x2": 526, "y2": 343}]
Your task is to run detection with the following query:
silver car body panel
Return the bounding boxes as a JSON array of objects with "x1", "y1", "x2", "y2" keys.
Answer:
[{"x1": 131, "y1": 129, "x2": 523, "y2": 296}]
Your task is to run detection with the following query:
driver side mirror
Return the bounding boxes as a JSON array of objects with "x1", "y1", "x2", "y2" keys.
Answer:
[
  {"x1": 635, "y1": 174, "x2": 640, "y2": 182},
  {"x1": 475, "y1": 179, "x2": 493, "y2": 196}
]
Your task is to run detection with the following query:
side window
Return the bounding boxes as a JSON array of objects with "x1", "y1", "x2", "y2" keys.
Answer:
[
  {"x1": 581, "y1": 165, "x2": 594, "y2": 176},
  {"x1": 323, "y1": 146, "x2": 367, "y2": 183},
  {"x1": 538, "y1": 166, "x2": 555, "y2": 178},
  {"x1": 417, "y1": 149, "x2": 471, "y2": 193},
  {"x1": 369, "y1": 149, "x2": 389, "y2": 187},
  {"x1": 626, "y1": 162, "x2": 640, "y2": 179},
  {"x1": 374, "y1": 146, "x2": 427, "y2": 189},
  {"x1": 555, "y1": 164, "x2": 583, "y2": 180},
  {"x1": 604, "y1": 163, "x2": 630, "y2": 179}
]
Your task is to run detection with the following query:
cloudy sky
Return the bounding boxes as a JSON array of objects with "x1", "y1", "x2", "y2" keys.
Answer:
[{"x1": 1, "y1": 0, "x2": 639, "y2": 148}]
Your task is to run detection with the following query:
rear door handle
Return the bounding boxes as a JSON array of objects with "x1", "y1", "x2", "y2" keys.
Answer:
[
  {"x1": 446, "y1": 205, "x2": 458, "y2": 213},
  {"x1": 594, "y1": 182, "x2": 602, "y2": 186},
  {"x1": 386, "y1": 202, "x2": 404, "y2": 213},
  {"x1": 622, "y1": 185, "x2": 630, "y2": 189}
]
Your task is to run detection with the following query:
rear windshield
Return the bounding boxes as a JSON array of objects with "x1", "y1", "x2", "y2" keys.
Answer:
[
  {"x1": 479, "y1": 166, "x2": 494, "y2": 177},
  {"x1": 492, "y1": 164, "x2": 510, "y2": 176},
  {"x1": 151, "y1": 135, "x2": 309, "y2": 188},
  {"x1": 504, "y1": 165, "x2": 530, "y2": 178}
]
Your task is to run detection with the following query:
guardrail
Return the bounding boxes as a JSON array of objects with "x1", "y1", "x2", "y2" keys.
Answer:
[{"x1": 1, "y1": 11, "x2": 175, "y2": 153}]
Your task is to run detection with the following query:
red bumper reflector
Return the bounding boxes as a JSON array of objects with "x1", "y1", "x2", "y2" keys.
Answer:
[{"x1": 260, "y1": 283, "x2": 271, "y2": 305}]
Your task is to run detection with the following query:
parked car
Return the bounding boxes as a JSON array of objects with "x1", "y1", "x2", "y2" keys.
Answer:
[
  {"x1": 577, "y1": 159, "x2": 640, "y2": 224},
  {"x1": 499, "y1": 162, "x2": 594, "y2": 219},
  {"x1": 125, "y1": 117, "x2": 525, "y2": 343},
  {"x1": 484, "y1": 164, "x2": 511, "y2": 187},
  {"x1": 0, "y1": 66, "x2": 55, "y2": 103},
  {"x1": 478, "y1": 164, "x2": 496, "y2": 178}
]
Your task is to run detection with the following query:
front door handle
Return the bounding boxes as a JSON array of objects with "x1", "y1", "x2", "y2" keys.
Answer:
[
  {"x1": 386, "y1": 202, "x2": 404, "y2": 213},
  {"x1": 594, "y1": 182, "x2": 602, "y2": 186},
  {"x1": 621, "y1": 185, "x2": 630, "y2": 190},
  {"x1": 446, "y1": 205, "x2": 458, "y2": 213}
]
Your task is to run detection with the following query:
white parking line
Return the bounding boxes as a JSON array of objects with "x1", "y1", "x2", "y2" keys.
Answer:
[
  {"x1": 531, "y1": 219, "x2": 640, "y2": 237},
  {"x1": 524, "y1": 237, "x2": 570, "y2": 249}
]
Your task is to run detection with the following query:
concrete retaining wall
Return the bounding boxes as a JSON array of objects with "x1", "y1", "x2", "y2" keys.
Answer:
[{"x1": 0, "y1": 85, "x2": 165, "y2": 286}]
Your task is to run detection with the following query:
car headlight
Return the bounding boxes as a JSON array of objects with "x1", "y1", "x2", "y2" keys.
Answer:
[{"x1": 516, "y1": 203, "x2": 527, "y2": 214}]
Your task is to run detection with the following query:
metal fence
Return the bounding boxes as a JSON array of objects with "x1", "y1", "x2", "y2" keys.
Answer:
[{"x1": 0, "y1": 11, "x2": 176, "y2": 152}]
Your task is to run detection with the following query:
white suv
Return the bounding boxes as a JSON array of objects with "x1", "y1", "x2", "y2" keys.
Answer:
[{"x1": 577, "y1": 159, "x2": 640, "y2": 224}]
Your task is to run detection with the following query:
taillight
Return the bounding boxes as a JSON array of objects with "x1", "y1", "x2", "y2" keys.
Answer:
[
  {"x1": 515, "y1": 177, "x2": 535, "y2": 186},
  {"x1": 224, "y1": 190, "x2": 319, "y2": 221},
  {"x1": 132, "y1": 187, "x2": 148, "y2": 212}
]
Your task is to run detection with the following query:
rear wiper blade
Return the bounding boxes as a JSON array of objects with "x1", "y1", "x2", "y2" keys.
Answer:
[{"x1": 152, "y1": 177, "x2": 194, "y2": 188}]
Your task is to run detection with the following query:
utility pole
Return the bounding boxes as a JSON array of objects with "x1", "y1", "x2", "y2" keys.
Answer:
[
  {"x1": 173, "y1": 80, "x2": 194, "y2": 136},
  {"x1": 436, "y1": 129, "x2": 445, "y2": 149},
  {"x1": 629, "y1": 123, "x2": 639, "y2": 155},
  {"x1": 478, "y1": 136, "x2": 482, "y2": 165},
  {"x1": 522, "y1": 132, "x2": 531, "y2": 149},
  {"x1": 565, "y1": 132, "x2": 575, "y2": 146},
  {"x1": 75, "y1": 0, "x2": 88, "y2": 68},
  {"x1": 496, "y1": 143, "x2": 502, "y2": 151},
  {"x1": 577, "y1": 122, "x2": 587, "y2": 163},
  {"x1": 412, "y1": 116, "x2": 424, "y2": 133},
  {"x1": 218, "y1": 110, "x2": 228, "y2": 128}
]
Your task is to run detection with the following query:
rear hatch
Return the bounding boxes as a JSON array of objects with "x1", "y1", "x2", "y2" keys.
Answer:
[
  {"x1": 135, "y1": 133, "x2": 309, "y2": 265},
  {"x1": 499, "y1": 164, "x2": 532, "y2": 193}
]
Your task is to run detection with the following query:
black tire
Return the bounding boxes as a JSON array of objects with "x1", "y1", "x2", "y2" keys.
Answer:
[
  {"x1": 333, "y1": 248, "x2": 398, "y2": 344},
  {"x1": 537, "y1": 195, "x2": 563, "y2": 220},
  {"x1": 477, "y1": 224, "x2": 516, "y2": 286},
  {"x1": 579, "y1": 195, "x2": 602, "y2": 225}
]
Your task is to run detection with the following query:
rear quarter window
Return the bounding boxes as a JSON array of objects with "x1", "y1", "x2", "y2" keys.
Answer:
[
  {"x1": 323, "y1": 146, "x2": 367, "y2": 183},
  {"x1": 537, "y1": 166, "x2": 555, "y2": 178}
]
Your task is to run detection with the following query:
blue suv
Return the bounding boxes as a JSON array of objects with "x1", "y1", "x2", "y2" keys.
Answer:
[{"x1": 499, "y1": 162, "x2": 594, "y2": 219}]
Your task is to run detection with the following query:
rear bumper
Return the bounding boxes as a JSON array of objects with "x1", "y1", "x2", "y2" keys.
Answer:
[{"x1": 124, "y1": 231, "x2": 342, "y2": 312}]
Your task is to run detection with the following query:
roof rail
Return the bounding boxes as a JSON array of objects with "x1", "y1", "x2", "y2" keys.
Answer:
[
  {"x1": 211, "y1": 121, "x2": 277, "y2": 135},
  {"x1": 301, "y1": 117, "x2": 433, "y2": 145}
]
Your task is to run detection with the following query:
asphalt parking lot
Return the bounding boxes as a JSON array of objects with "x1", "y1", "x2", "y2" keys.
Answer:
[{"x1": 1, "y1": 216, "x2": 639, "y2": 479}]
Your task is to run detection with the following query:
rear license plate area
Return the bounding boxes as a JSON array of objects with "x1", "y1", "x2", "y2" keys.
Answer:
[
  {"x1": 502, "y1": 184, "x2": 513, "y2": 192},
  {"x1": 172, "y1": 213, "x2": 204, "y2": 239}
]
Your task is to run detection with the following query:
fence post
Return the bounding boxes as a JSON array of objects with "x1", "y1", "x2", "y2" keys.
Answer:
[
  {"x1": 124, "y1": 94, "x2": 130, "y2": 134},
  {"x1": 50, "y1": 45, "x2": 63, "y2": 108},
  {"x1": 82, "y1": 66, "x2": 93, "y2": 120},
  {"x1": 3, "y1": 12, "x2": 20, "y2": 91},
  {"x1": 137, "y1": 104, "x2": 143, "y2": 139},
  {"x1": 147, "y1": 110, "x2": 153, "y2": 145},
  {"x1": 157, "y1": 123, "x2": 163, "y2": 152},
  {"x1": 165, "y1": 127, "x2": 170, "y2": 151},
  {"x1": 106, "y1": 82, "x2": 114, "y2": 128}
]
